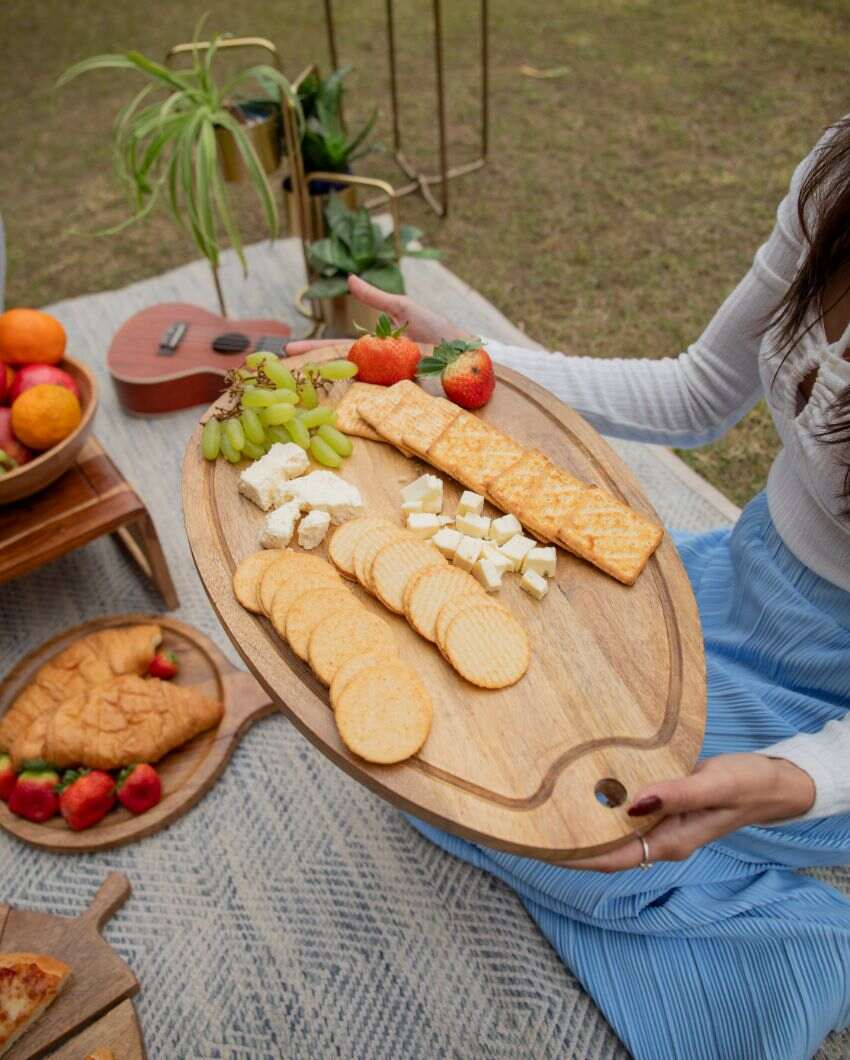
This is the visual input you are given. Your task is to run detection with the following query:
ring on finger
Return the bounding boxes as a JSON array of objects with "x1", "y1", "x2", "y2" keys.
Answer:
[{"x1": 638, "y1": 834, "x2": 653, "y2": 871}]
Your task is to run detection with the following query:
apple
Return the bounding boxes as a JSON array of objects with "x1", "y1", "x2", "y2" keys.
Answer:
[
  {"x1": 0, "y1": 408, "x2": 32, "y2": 467},
  {"x1": 9, "y1": 363, "x2": 80, "y2": 404}
]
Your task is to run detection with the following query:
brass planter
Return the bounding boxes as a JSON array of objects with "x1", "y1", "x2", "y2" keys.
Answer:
[
  {"x1": 319, "y1": 293, "x2": 383, "y2": 337},
  {"x1": 284, "y1": 178, "x2": 357, "y2": 239},
  {"x1": 216, "y1": 101, "x2": 282, "y2": 184}
]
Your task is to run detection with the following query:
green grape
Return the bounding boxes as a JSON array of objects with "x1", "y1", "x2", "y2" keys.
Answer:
[
  {"x1": 309, "y1": 434, "x2": 342, "y2": 468},
  {"x1": 298, "y1": 405, "x2": 335, "y2": 429},
  {"x1": 220, "y1": 433, "x2": 241, "y2": 463},
  {"x1": 241, "y1": 386, "x2": 296, "y2": 409},
  {"x1": 236, "y1": 367, "x2": 257, "y2": 381},
  {"x1": 241, "y1": 439, "x2": 265, "y2": 460},
  {"x1": 285, "y1": 416, "x2": 311, "y2": 449},
  {"x1": 265, "y1": 425, "x2": 291, "y2": 446},
  {"x1": 201, "y1": 418, "x2": 221, "y2": 461},
  {"x1": 317, "y1": 423, "x2": 353, "y2": 457},
  {"x1": 298, "y1": 375, "x2": 319, "y2": 410},
  {"x1": 245, "y1": 351, "x2": 276, "y2": 370},
  {"x1": 261, "y1": 402, "x2": 297, "y2": 426},
  {"x1": 263, "y1": 360, "x2": 297, "y2": 390},
  {"x1": 317, "y1": 358, "x2": 358, "y2": 381},
  {"x1": 224, "y1": 418, "x2": 245, "y2": 451},
  {"x1": 240, "y1": 408, "x2": 266, "y2": 446}
]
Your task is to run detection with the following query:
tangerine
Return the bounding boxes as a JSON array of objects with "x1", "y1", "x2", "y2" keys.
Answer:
[
  {"x1": 11, "y1": 384, "x2": 82, "y2": 450},
  {"x1": 0, "y1": 308, "x2": 66, "y2": 365}
]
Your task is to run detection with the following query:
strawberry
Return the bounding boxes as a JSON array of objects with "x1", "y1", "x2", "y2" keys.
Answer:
[
  {"x1": 347, "y1": 314, "x2": 421, "y2": 385},
  {"x1": 116, "y1": 764, "x2": 162, "y2": 815},
  {"x1": 148, "y1": 650, "x2": 178, "y2": 680},
  {"x1": 418, "y1": 338, "x2": 495, "y2": 410},
  {"x1": 8, "y1": 764, "x2": 60, "y2": 823},
  {"x1": 0, "y1": 753, "x2": 16, "y2": 802},
  {"x1": 58, "y1": 769, "x2": 116, "y2": 831}
]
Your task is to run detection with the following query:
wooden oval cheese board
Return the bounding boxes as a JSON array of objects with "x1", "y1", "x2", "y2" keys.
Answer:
[
  {"x1": 182, "y1": 348, "x2": 707, "y2": 861},
  {"x1": 0, "y1": 614, "x2": 274, "y2": 853}
]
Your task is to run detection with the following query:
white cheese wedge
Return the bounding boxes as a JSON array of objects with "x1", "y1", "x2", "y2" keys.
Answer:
[
  {"x1": 297, "y1": 509, "x2": 331, "y2": 550},
  {"x1": 261, "y1": 500, "x2": 301, "y2": 549},
  {"x1": 455, "y1": 512, "x2": 491, "y2": 539},
  {"x1": 489, "y1": 512, "x2": 523, "y2": 545},
  {"x1": 238, "y1": 442, "x2": 310, "y2": 510},
  {"x1": 401, "y1": 499, "x2": 424, "y2": 515},
  {"x1": 454, "y1": 535, "x2": 484, "y2": 571},
  {"x1": 522, "y1": 545, "x2": 557, "y2": 578},
  {"x1": 433, "y1": 526, "x2": 463, "y2": 558},
  {"x1": 481, "y1": 542, "x2": 512, "y2": 575},
  {"x1": 457, "y1": 490, "x2": 484, "y2": 516},
  {"x1": 520, "y1": 568, "x2": 549, "y2": 600},
  {"x1": 277, "y1": 470, "x2": 364, "y2": 525},
  {"x1": 407, "y1": 512, "x2": 440, "y2": 539},
  {"x1": 474, "y1": 558, "x2": 502, "y2": 593},
  {"x1": 401, "y1": 473, "x2": 443, "y2": 504},
  {"x1": 500, "y1": 533, "x2": 537, "y2": 572}
]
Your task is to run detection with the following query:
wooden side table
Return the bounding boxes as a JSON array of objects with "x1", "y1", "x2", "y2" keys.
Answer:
[{"x1": 0, "y1": 437, "x2": 178, "y2": 609}]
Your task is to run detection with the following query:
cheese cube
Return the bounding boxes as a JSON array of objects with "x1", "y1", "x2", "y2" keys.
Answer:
[
  {"x1": 278, "y1": 470, "x2": 363, "y2": 525},
  {"x1": 522, "y1": 546, "x2": 557, "y2": 578},
  {"x1": 453, "y1": 535, "x2": 483, "y2": 571},
  {"x1": 238, "y1": 442, "x2": 310, "y2": 510},
  {"x1": 474, "y1": 558, "x2": 502, "y2": 593},
  {"x1": 433, "y1": 527, "x2": 463, "y2": 558},
  {"x1": 401, "y1": 499, "x2": 424, "y2": 515},
  {"x1": 457, "y1": 490, "x2": 484, "y2": 517},
  {"x1": 455, "y1": 512, "x2": 491, "y2": 539},
  {"x1": 421, "y1": 494, "x2": 443, "y2": 514},
  {"x1": 437, "y1": 515, "x2": 454, "y2": 526},
  {"x1": 520, "y1": 568, "x2": 549, "y2": 600},
  {"x1": 260, "y1": 500, "x2": 301, "y2": 549},
  {"x1": 407, "y1": 512, "x2": 440, "y2": 539},
  {"x1": 500, "y1": 533, "x2": 537, "y2": 572},
  {"x1": 489, "y1": 512, "x2": 523, "y2": 545},
  {"x1": 401, "y1": 473, "x2": 442, "y2": 504},
  {"x1": 297, "y1": 509, "x2": 331, "y2": 550},
  {"x1": 481, "y1": 543, "x2": 512, "y2": 575}
]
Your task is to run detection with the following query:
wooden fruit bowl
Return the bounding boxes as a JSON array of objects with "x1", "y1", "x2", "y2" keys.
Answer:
[{"x1": 0, "y1": 356, "x2": 98, "y2": 505}]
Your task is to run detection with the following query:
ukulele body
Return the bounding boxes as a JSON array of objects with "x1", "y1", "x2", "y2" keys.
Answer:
[{"x1": 107, "y1": 303, "x2": 292, "y2": 415}]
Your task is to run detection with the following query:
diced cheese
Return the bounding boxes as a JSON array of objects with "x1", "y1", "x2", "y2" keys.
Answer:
[
  {"x1": 277, "y1": 470, "x2": 363, "y2": 525},
  {"x1": 520, "y1": 568, "x2": 549, "y2": 600},
  {"x1": 407, "y1": 512, "x2": 440, "y2": 539},
  {"x1": 489, "y1": 512, "x2": 523, "y2": 545},
  {"x1": 522, "y1": 546, "x2": 557, "y2": 578},
  {"x1": 455, "y1": 512, "x2": 491, "y2": 539},
  {"x1": 474, "y1": 558, "x2": 502, "y2": 593},
  {"x1": 500, "y1": 534, "x2": 537, "y2": 572},
  {"x1": 453, "y1": 535, "x2": 483, "y2": 571},
  {"x1": 401, "y1": 473, "x2": 443, "y2": 504},
  {"x1": 457, "y1": 490, "x2": 484, "y2": 516},
  {"x1": 433, "y1": 527, "x2": 463, "y2": 558},
  {"x1": 421, "y1": 494, "x2": 443, "y2": 514},
  {"x1": 297, "y1": 509, "x2": 331, "y2": 550},
  {"x1": 437, "y1": 515, "x2": 454, "y2": 526},
  {"x1": 481, "y1": 543, "x2": 512, "y2": 575},
  {"x1": 260, "y1": 500, "x2": 301, "y2": 549},
  {"x1": 238, "y1": 442, "x2": 310, "y2": 510},
  {"x1": 401, "y1": 499, "x2": 424, "y2": 515}
]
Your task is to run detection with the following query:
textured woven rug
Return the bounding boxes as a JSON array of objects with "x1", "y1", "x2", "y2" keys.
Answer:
[{"x1": 1, "y1": 240, "x2": 847, "y2": 1058}]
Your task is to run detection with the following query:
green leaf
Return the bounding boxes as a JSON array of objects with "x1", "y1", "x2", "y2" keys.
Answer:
[
  {"x1": 216, "y1": 110, "x2": 279, "y2": 240},
  {"x1": 56, "y1": 53, "x2": 139, "y2": 87},
  {"x1": 360, "y1": 265, "x2": 405, "y2": 294},
  {"x1": 125, "y1": 51, "x2": 196, "y2": 94},
  {"x1": 350, "y1": 209, "x2": 376, "y2": 269},
  {"x1": 304, "y1": 276, "x2": 350, "y2": 300},
  {"x1": 399, "y1": 224, "x2": 423, "y2": 245},
  {"x1": 307, "y1": 237, "x2": 356, "y2": 274},
  {"x1": 406, "y1": 248, "x2": 442, "y2": 259},
  {"x1": 343, "y1": 106, "x2": 377, "y2": 159}
]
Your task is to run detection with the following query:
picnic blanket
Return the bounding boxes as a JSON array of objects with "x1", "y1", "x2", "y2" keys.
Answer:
[{"x1": 2, "y1": 238, "x2": 847, "y2": 1058}]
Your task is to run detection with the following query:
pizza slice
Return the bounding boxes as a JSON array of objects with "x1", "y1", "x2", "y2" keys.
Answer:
[{"x1": 0, "y1": 952, "x2": 72, "y2": 1057}]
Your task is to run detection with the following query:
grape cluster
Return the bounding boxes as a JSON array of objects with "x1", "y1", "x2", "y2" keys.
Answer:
[{"x1": 201, "y1": 353, "x2": 358, "y2": 468}]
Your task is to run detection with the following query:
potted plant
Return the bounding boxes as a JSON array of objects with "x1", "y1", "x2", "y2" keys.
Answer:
[
  {"x1": 304, "y1": 196, "x2": 438, "y2": 334},
  {"x1": 57, "y1": 25, "x2": 300, "y2": 315}
]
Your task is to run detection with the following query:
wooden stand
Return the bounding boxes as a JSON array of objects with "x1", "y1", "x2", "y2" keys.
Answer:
[{"x1": 0, "y1": 437, "x2": 178, "y2": 610}]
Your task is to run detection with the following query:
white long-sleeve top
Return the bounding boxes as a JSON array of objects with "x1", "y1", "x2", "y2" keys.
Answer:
[{"x1": 483, "y1": 130, "x2": 850, "y2": 820}]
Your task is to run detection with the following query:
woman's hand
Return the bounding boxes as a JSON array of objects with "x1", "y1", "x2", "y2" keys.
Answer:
[
  {"x1": 285, "y1": 275, "x2": 472, "y2": 356},
  {"x1": 562, "y1": 753, "x2": 816, "y2": 873}
]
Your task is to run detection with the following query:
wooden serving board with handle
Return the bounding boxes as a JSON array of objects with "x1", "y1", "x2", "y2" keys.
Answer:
[
  {"x1": 182, "y1": 346, "x2": 707, "y2": 861},
  {"x1": 0, "y1": 873, "x2": 143, "y2": 1060},
  {"x1": 0, "y1": 614, "x2": 274, "y2": 853}
]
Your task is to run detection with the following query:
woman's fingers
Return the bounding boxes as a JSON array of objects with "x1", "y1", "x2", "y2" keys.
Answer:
[
  {"x1": 627, "y1": 758, "x2": 738, "y2": 818},
  {"x1": 285, "y1": 338, "x2": 354, "y2": 356},
  {"x1": 347, "y1": 275, "x2": 408, "y2": 317}
]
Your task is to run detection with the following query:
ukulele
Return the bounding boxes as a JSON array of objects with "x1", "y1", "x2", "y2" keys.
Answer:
[{"x1": 107, "y1": 303, "x2": 292, "y2": 414}]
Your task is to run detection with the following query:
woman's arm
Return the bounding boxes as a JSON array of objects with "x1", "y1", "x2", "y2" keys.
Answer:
[{"x1": 757, "y1": 719, "x2": 850, "y2": 820}]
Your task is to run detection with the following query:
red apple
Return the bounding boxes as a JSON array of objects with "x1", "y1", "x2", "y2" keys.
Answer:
[
  {"x1": 0, "y1": 407, "x2": 33, "y2": 467},
  {"x1": 9, "y1": 363, "x2": 80, "y2": 404}
]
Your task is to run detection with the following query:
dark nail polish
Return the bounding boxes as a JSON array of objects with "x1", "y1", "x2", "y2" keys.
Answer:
[{"x1": 627, "y1": 795, "x2": 662, "y2": 817}]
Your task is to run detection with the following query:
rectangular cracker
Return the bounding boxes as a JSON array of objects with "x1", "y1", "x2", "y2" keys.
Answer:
[
  {"x1": 426, "y1": 414, "x2": 525, "y2": 493},
  {"x1": 558, "y1": 488, "x2": 663, "y2": 585},
  {"x1": 357, "y1": 380, "x2": 423, "y2": 455},
  {"x1": 334, "y1": 382, "x2": 386, "y2": 441},
  {"x1": 488, "y1": 449, "x2": 550, "y2": 514},
  {"x1": 515, "y1": 460, "x2": 588, "y2": 541},
  {"x1": 372, "y1": 386, "x2": 435, "y2": 451},
  {"x1": 402, "y1": 396, "x2": 461, "y2": 456}
]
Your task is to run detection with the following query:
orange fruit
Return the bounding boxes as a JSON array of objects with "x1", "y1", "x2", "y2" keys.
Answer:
[
  {"x1": 11, "y1": 384, "x2": 82, "y2": 450},
  {"x1": 0, "y1": 308, "x2": 66, "y2": 365}
]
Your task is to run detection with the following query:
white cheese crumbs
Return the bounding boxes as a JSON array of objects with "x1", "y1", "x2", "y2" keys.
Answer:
[
  {"x1": 260, "y1": 500, "x2": 301, "y2": 549},
  {"x1": 297, "y1": 509, "x2": 331, "y2": 550},
  {"x1": 238, "y1": 442, "x2": 310, "y2": 510},
  {"x1": 277, "y1": 470, "x2": 363, "y2": 525}
]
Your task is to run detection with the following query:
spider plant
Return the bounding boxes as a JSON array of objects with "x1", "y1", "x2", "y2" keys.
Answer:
[{"x1": 296, "y1": 66, "x2": 377, "y2": 174}]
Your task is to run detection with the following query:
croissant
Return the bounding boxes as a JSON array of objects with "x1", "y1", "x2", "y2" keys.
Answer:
[{"x1": 0, "y1": 625, "x2": 162, "y2": 752}]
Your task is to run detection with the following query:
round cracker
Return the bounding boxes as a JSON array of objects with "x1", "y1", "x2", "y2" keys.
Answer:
[
  {"x1": 286, "y1": 586, "x2": 362, "y2": 661},
  {"x1": 270, "y1": 569, "x2": 344, "y2": 640},
  {"x1": 308, "y1": 609, "x2": 395, "y2": 686},
  {"x1": 233, "y1": 550, "x2": 287, "y2": 613},
  {"x1": 259, "y1": 552, "x2": 340, "y2": 616},
  {"x1": 435, "y1": 594, "x2": 508, "y2": 653},
  {"x1": 329, "y1": 516, "x2": 393, "y2": 579},
  {"x1": 352, "y1": 524, "x2": 408, "y2": 589},
  {"x1": 335, "y1": 661, "x2": 433, "y2": 764},
  {"x1": 371, "y1": 538, "x2": 447, "y2": 614},
  {"x1": 404, "y1": 565, "x2": 484, "y2": 642},
  {"x1": 443, "y1": 603, "x2": 530, "y2": 688},
  {"x1": 329, "y1": 650, "x2": 388, "y2": 710}
]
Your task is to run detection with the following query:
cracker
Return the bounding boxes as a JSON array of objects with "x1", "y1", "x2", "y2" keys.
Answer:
[
  {"x1": 442, "y1": 603, "x2": 530, "y2": 688},
  {"x1": 270, "y1": 569, "x2": 345, "y2": 641},
  {"x1": 329, "y1": 649, "x2": 389, "y2": 710},
  {"x1": 333, "y1": 382, "x2": 386, "y2": 441},
  {"x1": 329, "y1": 516, "x2": 394, "y2": 578},
  {"x1": 401, "y1": 396, "x2": 461, "y2": 456},
  {"x1": 308, "y1": 609, "x2": 396, "y2": 685},
  {"x1": 427, "y1": 414, "x2": 525, "y2": 493},
  {"x1": 286, "y1": 585, "x2": 362, "y2": 661},
  {"x1": 488, "y1": 449, "x2": 550, "y2": 516},
  {"x1": 335, "y1": 661, "x2": 433, "y2": 764},
  {"x1": 352, "y1": 524, "x2": 409, "y2": 589},
  {"x1": 233, "y1": 550, "x2": 287, "y2": 613},
  {"x1": 357, "y1": 379, "x2": 419, "y2": 439},
  {"x1": 370, "y1": 537, "x2": 447, "y2": 613},
  {"x1": 259, "y1": 552, "x2": 341, "y2": 616},
  {"x1": 404, "y1": 565, "x2": 484, "y2": 642},
  {"x1": 434, "y1": 594, "x2": 508, "y2": 653},
  {"x1": 369, "y1": 387, "x2": 434, "y2": 452},
  {"x1": 557, "y1": 487, "x2": 664, "y2": 585},
  {"x1": 514, "y1": 460, "x2": 588, "y2": 541}
]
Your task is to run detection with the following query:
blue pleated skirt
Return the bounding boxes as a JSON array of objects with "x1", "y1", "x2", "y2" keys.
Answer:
[{"x1": 408, "y1": 492, "x2": 850, "y2": 1060}]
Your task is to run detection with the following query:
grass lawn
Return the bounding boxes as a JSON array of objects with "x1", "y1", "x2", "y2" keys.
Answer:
[{"x1": 2, "y1": 0, "x2": 850, "y2": 505}]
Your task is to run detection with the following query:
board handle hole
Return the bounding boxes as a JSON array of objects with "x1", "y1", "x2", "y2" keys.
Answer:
[{"x1": 595, "y1": 778, "x2": 627, "y2": 808}]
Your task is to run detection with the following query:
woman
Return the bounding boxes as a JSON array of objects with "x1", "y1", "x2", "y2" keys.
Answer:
[{"x1": 289, "y1": 120, "x2": 850, "y2": 1059}]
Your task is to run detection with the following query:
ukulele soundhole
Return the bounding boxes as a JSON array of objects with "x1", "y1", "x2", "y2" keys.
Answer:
[{"x1": 212, "y1": 332, "x2": 251, "y2": 354}]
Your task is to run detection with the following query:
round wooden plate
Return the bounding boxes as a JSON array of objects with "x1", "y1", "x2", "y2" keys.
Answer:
[
  {"x1": 0, "y1": 614, "x2": 274, "y2": 853},
  {"x1": 182, "y1": 347, "x2": 707, "y2": 861}
]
